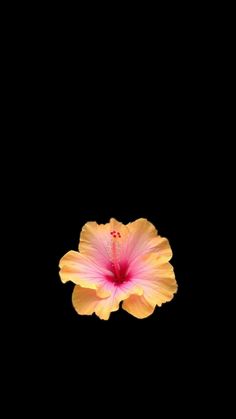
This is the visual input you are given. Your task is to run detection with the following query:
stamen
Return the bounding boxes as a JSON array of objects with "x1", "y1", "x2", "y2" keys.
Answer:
[
  {"x1": 112, "y1": 240, "x2": 120, "y2": 279},
  {"x1": 104, "y1": 229, "x2": 129, "y2": 285}
]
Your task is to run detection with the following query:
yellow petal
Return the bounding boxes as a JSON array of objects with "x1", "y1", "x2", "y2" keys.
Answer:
[
  {"x1": 59, "y1": 250, "x2": 111, "y2": 297},
  {"x1": 72, "y1": 286, "x2": 102, "y2": 315},
  {"x1": 72, "y1": 285, "x2": 119, "y2": 320},
  {"x1": 149, "y1": 236, "x2": 173, "y2": 262},
  {"x1": 122, "y1": 295, "x2": 155, "y2": 319},
  {"x1": 78, "y1": 221, "x2": 109, "y2": 262},
  {"x1": 72, "y1": 282, "x2": 143, "y2": 320},
  {"x1": 137, "y1": 272, "x2": 178, "y2": 307},
  {"x1": 128, "y1": 252, "x2": 178, "y2": 307},
  {"x1": 124, "y1": 218, "x2": 172, "y2": 262}
]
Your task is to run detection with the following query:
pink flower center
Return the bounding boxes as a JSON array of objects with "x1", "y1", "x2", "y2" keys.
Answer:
[{"x1": 105, "y1": 230, "x2": 131, "y2": 285}]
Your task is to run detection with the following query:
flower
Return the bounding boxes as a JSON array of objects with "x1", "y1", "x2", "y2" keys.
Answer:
[{"x1": 59, "y1": 218, "x2": 177, "y2": 320}]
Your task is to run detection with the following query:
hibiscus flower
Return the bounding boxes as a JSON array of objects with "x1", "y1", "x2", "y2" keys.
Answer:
[{"x1": 59, "y1": 218, "x2": 177, "y2": 320}]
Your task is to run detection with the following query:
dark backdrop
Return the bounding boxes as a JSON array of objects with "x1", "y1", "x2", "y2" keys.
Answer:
[
  {"x1": 25, "y1": 113, "x2": 201, "y2": 357},
  {"x1": 4, "y1": 8, "x2": 219, "y2": 416},
  {"x1": 12, "y1": 44, "x2": 207, "y2": 412}
]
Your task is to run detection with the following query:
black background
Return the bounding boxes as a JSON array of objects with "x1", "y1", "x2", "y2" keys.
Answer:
[
  {"x1": 24, "y1": 113, "x2": 201, "y2": 362},
  {"x1": 21, "y1": 133, "x2": 203, "y2": 411},
  {"x1": 17, "y1": 64, "x2": 203, "y2": 372},
  {"x1": 2, "y1": 3, "x2": 227, "y2": 414},
  {"x1": 8, "y1": 24, "x2": 212, "y2": 412}
]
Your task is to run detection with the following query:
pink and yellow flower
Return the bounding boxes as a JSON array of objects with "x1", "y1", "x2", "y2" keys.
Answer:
[{"x1": 59, "y1": 218, "x2": 177, "y2": 320}]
